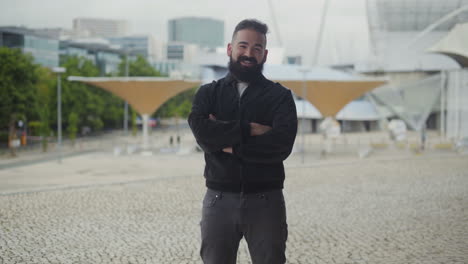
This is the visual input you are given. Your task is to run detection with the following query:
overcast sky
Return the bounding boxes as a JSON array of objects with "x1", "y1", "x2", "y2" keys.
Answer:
[{"x1": 1, "y1": 0, "x2": 371, "y2": 66}]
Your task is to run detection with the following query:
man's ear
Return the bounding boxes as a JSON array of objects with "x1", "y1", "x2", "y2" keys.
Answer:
[
  {"x1": 227, "y1": 43, "x2": 232, "y2": 57},
  {"x1": 263, "y1": 49, "x2": 268, "y2": 63}
]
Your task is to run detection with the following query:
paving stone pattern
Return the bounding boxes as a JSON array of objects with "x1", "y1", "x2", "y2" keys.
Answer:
[{"x1": 0, "y1": 155, "x2": 467, "y2": 263}]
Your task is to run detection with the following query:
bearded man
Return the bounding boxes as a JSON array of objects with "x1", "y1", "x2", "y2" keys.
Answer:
[{"x1": 188, "y1": 18, "x2": 298, "y2": 264}]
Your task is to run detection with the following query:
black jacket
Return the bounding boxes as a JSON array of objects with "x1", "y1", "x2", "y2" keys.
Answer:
[{"x1": 188, "y1": 73, "x2": 297, "y2": 193}]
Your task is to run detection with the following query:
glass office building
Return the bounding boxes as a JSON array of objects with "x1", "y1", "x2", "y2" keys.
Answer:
[
  {"x1": 73, "y1": 18, "x2": 128, "y2": 38},
  {"x1": 60, "y1": 41, "x2": 124, "y2": 75},
  {"x1": 0, "y1": 27, "x2": 59, "y2": 68},
  {"x1": 168, "y1": 17, "x2": 224, "y2": 49},
  {"x1": 108, "y1": 36, "x2": 150, "y2": 57},
  {"x1": 167, "y1": 44, "x2": 185, "y2": 60},
  {"x1": 107, "y1": 35, "x2": 163, "y2": 63}
]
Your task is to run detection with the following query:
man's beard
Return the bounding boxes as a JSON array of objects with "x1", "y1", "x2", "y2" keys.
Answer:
[{"x1": 228, "y1": 55, "x2": 265, "y2": 83}]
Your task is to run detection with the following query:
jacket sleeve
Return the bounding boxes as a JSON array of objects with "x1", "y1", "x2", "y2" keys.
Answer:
[
  {"x1": 233, "y1": 89, "x2": 298, "y2": 164},
  {"x1": 188, "y1": 83, "x2": 248, "y2": 154}
]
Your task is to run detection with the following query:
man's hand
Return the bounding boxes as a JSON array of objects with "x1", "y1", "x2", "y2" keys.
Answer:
[
  {"x1": 250, "y1": 122, "x2": 272, "y2": 136},
  {"x1": 223, "y1": 147, "x2": 233, "y2": 154},
  {"x1": 209, "y1": 114, "x2": 233, "y2": 154},
  {"x1": 209, "y1": 114, "x2": 270, "y2": 151}
]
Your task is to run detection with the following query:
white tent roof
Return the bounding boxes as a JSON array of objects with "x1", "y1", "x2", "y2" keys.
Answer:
[
  {"x1": 428, "y1": 23, "x2": 468, "y2": 67},
  {"x1": 296, "y1": 99, "x2": 381, "y2": 121},
  {"x1": 336, "y1": 100, "x2": 381, "y2": 121},
  {"x1": 295, "y1": 100, "x2": 322, "y2": 119}
]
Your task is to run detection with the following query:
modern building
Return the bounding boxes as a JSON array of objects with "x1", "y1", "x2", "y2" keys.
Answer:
[
  {"x1": 152, "y1": 61, "x2": 179, "y2": 76},
  {"x1": 168, "y1": 17, "x2": 224, "y2": 49},
  {"x1": 107, "y1": 35, "x2": 163, "y2": 63},
  {"x1": 166, "y1": 42, "x2": 198, "y2": 63},
  {"x1": 362, "y1": 0, "x2": 467, "y2": 73},
  {"x1": 0, "y1": 26, "x2": 59, "y2": 68},
  {"x1": 31, "y1": 28, "x2": 76, "y2": 40},
  {"x1": 60, "y1": 40, "x2": 128, "y2": 75},
  {"x1": 359, "y1": 0, "x2": 468, "y2": 140},
  {"x1": 73, "y1": 18, "x2": 129, "y2": 38}
]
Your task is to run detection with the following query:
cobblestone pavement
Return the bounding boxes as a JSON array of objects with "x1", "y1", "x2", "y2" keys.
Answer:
[{"x1": 0, "y1": 152, "x2": 467, "y2": 263}]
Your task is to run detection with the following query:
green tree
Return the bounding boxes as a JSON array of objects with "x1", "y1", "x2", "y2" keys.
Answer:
[
  {"x1": 67, "y1": 112, "x2": 79, "y2": 146},
  {"x1": 154, "y1": 87, "x2": 197, "y2": 118},
  {"x1": 58, "y1": 56, "x2": 108, "y2": 133},
  {"x1": 35, "y1": 66, "x2": 54, "y2": 152},
  {"x1": 118, "y1": 55, "x2": 163, "y2": 77},
  {"x1": 175, "y1": 100, "x2": 192, "y2": 118},
  {"x1": 0, "y1": 47, "x2": 39, "y2": 156},
  {"x1": 100, "y1": 93, "x2": 124, "y2": 129},
  {"x1": 131, "y1": 110, "x2": 137, "y2": 137}
]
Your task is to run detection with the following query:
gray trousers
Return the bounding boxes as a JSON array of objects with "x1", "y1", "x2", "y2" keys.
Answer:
[{"x1": 200, "y1": 188, "x2": 288, "y2": 264}]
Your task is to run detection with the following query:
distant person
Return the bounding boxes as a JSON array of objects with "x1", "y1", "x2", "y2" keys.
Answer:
[
  {"x1": 319, "y1": 117, "x2": 341, "y2": 154},
  {"x1": 388, "y1": 119, "x2": 407, "y2": 142},
  {"x1": 189, "y1": 19, "x2": 297, "y2": 264}
]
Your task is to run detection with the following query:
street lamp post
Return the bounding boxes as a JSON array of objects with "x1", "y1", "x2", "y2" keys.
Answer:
[
  {"x1": 124, "y1": 52, "x2": 129, "y2": 136},
  {"x1": 123, "y1": 44, "x2": 135, "y2": 136},
  {"x1": 53, "y1": 67, "x2": 66, "y2": 163}
]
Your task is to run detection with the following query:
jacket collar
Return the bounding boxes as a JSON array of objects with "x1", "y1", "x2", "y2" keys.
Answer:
[{"x1": 225, "y1": 72, "x2": 268, "y2": 88}]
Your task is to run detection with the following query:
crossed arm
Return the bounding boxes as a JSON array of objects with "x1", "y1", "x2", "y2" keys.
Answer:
[
  {"x1": 188, "y1": 85, "x2": 297, "y2": 163},
  {"x1": 208, "y1": 114, "x2": 272, "y2": 153}
]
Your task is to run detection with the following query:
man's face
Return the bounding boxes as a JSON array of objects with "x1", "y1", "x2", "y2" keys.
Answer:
[{"x1": 227, "y1": 29, "x2": 268, "y2": 82}]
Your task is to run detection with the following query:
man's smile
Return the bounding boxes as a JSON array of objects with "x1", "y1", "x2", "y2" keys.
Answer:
[{"x1": 239, "y1": 57, "x2": 257, "y2": 67}]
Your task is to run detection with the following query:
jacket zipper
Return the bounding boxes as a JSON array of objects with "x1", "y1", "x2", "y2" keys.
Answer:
[{"x1": 237, "y1": 86, "x2": 245, "y2": 195}]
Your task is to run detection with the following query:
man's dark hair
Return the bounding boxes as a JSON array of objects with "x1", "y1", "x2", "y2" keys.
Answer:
[{"x1": 232, "y1": 19, "x2": 269, "y2": 40}]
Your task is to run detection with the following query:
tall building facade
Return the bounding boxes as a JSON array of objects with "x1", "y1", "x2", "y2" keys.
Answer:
[
  {"x1": 73, "y1": 18, "x2": 129, "y2": 38},
  {"x1": 168, "y1": 17, "x2": 224, "y2": 49},
  {"x1": 107, "y1": 35, "x2": 163, "y2": 63},
  {"x1": 60, "y1": 40, "x2": 129, "y2": 75},
  {"x1": 0, "y1": 27, "x2": 59, "y2": 68},
  {"x1": 166, "y1": 42, "x2": 198, "y2": 63}
]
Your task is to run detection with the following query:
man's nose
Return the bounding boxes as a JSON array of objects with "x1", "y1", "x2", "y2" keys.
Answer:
[{"x1": 244, "y1": 47, "x2": 254, "y2": 57}]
